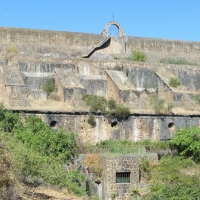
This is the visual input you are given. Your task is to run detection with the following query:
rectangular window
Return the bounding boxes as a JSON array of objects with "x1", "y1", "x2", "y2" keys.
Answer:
[{"x1": 116, "y1": 172, "x2": 130, "y2": 183}]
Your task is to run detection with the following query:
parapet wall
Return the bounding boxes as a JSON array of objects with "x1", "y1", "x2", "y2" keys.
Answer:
[
  {"x1": 127, "y1": 36, "x2": 200, "y2": 53},
  {"x1": 1, "y1": 27, "x2": 200, "y2": 60},
  {"x1": 0, "y1": 27, "x2": 105, "y2": 47}
]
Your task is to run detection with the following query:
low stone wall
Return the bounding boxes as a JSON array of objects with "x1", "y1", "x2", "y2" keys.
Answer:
[{"x1": 18, "y1": 112, "x2": 200, "y2": 144}]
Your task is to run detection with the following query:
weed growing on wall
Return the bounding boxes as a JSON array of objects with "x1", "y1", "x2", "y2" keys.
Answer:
[
  {"x1": 194, "y1": 95, "x2": 200, "y2": 105},
  {"x1": 169, "y1": 77, "x2": 181, "y2": 88},
  {"x1": 150, "y1": 95, "x2": 165, "y2": 114},
  {"x1": 5, "y1": 46, "x2": 18, "y2": 64},
  {"x1": 140, "y1": 156, "x2": 151, "y2": 180},
  {"x1": 132, "y1": 50, "x2": 147, "y2": 62},
  {"x1": 160, "y1": 58, "x2": 198, "y2": 66},
  {"x1": 87, "y1": 114, "x2": 96, "y2": 127},
  {"x1": 43, "y1": 78, "x2": 56, "y2": 96},
  {"x1": 82, "y1": 94, "x2": 130, "y2": 126}
]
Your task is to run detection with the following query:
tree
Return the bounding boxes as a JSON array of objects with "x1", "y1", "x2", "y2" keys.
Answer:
[{"x1": 169, "y1": 126, "x2": 200, "y2": 162}]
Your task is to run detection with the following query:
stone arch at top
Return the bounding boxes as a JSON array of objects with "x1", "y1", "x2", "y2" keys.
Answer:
[{"x1": 102, "y1": 21, "x2": 124, "y2": 37}]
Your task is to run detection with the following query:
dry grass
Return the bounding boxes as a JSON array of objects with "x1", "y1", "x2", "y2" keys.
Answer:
[{"x1": 85, "y1": 154, "x2": 102, "y2": 176}]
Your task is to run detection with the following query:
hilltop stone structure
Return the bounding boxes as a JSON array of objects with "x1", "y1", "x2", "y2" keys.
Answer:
[{"x1": 1, "y1": 22, "x2": 200, "y2": 143}]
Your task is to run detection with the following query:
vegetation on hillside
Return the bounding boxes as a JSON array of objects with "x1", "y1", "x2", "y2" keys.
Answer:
[
  {"x1": 142, "y1": 156, "x2": 200, "y2": 199},
  {"x1": 82, "y1": 94, "x2": 130, "y2": 127},
  {"x1": 150, "y1": 95, "x2": 173, "y2": 114},
  {"x1": 150, "y1": 95, "x2": 165, "y2": 114},
  {"x1": 132, "y1": 50, "x2": 147, "y2": 62},
  {"x1": 95, "y1": 131, "x2": 200, "y2": 199},
  {"x1": 194, "y1": 94, "x2": 200, "y2": 105},
  {"x1": 1, "y1": 103, "x2": 200, "y2": 199},
  {"x1": 5, "y1": 45, "x2": 18, "y2": 64},
  {"x1": 141, "y1": 126, "x2": 200, "y2": 199},
  {"x1": 0, "y1": 105, "x2": 86, "y2": 196},
  {"x1": 169, "y1": 126, "x2": 200, "y2": 162},
  {"x1": 43, "y1": 78, "x2": 56, "y2": 96},
  {"x1": 160, "y1": 58, "x2": 198, "y2": 66},
  {"x1": 169, "y1": 77, "x2": 181, "y2": 88}
]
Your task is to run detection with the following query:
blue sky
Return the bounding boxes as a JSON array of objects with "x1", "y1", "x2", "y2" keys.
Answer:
[{"x1": 1, "y1": 0, "x2": 200, "y2": 41}]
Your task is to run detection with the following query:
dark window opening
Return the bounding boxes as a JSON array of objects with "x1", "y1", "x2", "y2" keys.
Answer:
[
  {"x1": 50, "y1": 121, "x2": 57, "y2": 128},
  {"x1": 111, "y1": 121, "x2": 118, "y2": 127},
  {"x1": 116, "y1": 172, "x2": 130, "y2": 183},
  {"x1": 168, "y1": 122, "x2": 175, "y2": 129}
]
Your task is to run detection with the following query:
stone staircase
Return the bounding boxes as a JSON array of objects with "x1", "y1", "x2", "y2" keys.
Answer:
[{"x1": 82, "y1": 36, "x2": 111, "y2": 58}]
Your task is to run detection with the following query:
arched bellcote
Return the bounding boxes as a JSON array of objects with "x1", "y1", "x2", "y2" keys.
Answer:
[{"x1": 102, "y1": 21, "x2": 124, "y2": 37}]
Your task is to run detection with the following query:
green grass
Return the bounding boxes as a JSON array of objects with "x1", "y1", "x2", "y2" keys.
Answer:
[
  {"x1": 194, "y1": 95, "x2": 200, "y2": 105},
  {"x1": 160, "y1": 58, "x2": 198, "y2": 66}
]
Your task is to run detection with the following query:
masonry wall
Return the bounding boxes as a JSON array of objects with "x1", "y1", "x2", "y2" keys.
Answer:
[
  {"x1": 20, "y1": 112, "x2": 200, "y2": 144},
  {"x1": 100, "y1": 155, "x2": 139, "y2": 200},
  {"x1": 1, "y1": 27, "x2": 200, "y2": 62}
]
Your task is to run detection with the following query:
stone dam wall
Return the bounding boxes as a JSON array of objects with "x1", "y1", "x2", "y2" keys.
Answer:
[
  {"x1": 1, "y1": 27, "x2": 200, "y2": 144},
  {"x1": 18, "y1": 111, "x2": 200, "y2": 144}
]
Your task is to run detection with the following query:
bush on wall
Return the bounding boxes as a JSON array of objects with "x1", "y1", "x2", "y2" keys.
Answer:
[
  {"x1": 82, "y1": 94, "x2": 131, "y2": 126},
  {"x1": 169, "y1": 77, "x2": 181, "y2": 88},
  {"x1": 150, "y1": 95, "x2": 165, "y2": 114},
  {"x1": 132, "y1": 50, "x2": 147, "y2": 62},
  {"x1": 43, "y1": 78, "x2": 56, "y2": 96}
]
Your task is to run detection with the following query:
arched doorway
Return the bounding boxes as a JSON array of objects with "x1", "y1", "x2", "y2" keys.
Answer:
[
  {"x1": 102, "y1": 21, "x2": 124, "y2": 37},
  {"x1": 108, "y1": 24, "x2": 119, "y2": 36}
]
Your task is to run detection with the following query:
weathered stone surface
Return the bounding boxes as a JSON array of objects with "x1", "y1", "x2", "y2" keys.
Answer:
[{"x1": 1, "y1": 25, "x2": 200, "y2": 145}]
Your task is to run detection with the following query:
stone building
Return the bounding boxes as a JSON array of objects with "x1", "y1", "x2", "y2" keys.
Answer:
[{"x1": 86, "y1": 153, "x2": 158, "y2": 200}]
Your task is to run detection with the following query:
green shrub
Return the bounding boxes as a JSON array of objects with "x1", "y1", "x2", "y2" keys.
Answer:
[
  {"x1": 15, "y1": 115, "x2": 77, "y2": 162},
  {"x1": 132, "y1": 50, "x2": 147, "y2": 62},
  {"x1": 43, "y1": 78, "x2": 56, "y2": 96},
  {"x1": 145, "y1": 156, "x2": 199, "y2": 200},
  {"x1": 87, "y1": 114, "x2": 96, "y2": 127},
  {"x1": 108, "y1": 99, "x2": 117, "y2": 110},
  {"x1": 169, "y1": 126, "x2": 200, "y2": 162},
  {"x1": 169, "y1": 77, "x2": 181, "y2": 88},
  {"x1": 109, "y1": 104, "x2": 130, "y2": 119},
  {"x1": 0, "y1": 108, "x2": 86, "y2": 196},
  {"x1": 0, "y1": 104, "x2": 21, "y2": 132},
  {"x1": 150, "y1": 95, "x2": 165, "y2": 114},
  {"x1": 1, "y1": 132, "x2": 86, "y2": 196},
  {"x1": 82, "y1": 94, "x2": 130, "y2": 120},
  {"x1": 82, "y1": 94, "x2": 107, "y2": 113}
]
